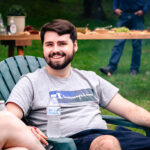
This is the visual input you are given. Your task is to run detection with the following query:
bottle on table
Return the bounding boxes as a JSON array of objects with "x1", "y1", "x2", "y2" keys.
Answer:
[
  {"x1": 7, "y1": 17, "x2": 17, "y2": 35},
  {"x1": 0, "y1": 100, "x2": 7, "y2": 111},
  {"x1": 46, "y1": 96, "x2": 61, "y2": 138},
  {"x1": 0, "y1": 13, "x2": 7, "y2": 35}
]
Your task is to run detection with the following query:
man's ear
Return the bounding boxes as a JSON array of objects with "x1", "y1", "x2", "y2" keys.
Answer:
[{"x1": 73, "y1": 40, "x2": 78, "y2": 52}]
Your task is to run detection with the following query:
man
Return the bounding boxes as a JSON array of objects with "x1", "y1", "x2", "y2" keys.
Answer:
[
  {"x1": 0, "y1": 111, "x2": 46, "y2": 150},
  {"x1": 100, "y1": 0, "x2": 150, "y2": 76},
  {"x1": 6, "y1": 19, "x2": 150, "y2": 150}
]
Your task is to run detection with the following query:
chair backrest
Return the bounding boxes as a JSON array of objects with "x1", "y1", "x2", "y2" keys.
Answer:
[
  {"x1": 0, "y1": 55, "x2": 77, "y2": 150},
  {"x1": 0, "y1": 55, "x2": 46, "y2": 101}
]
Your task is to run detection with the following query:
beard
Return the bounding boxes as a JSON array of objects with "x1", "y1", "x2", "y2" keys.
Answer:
[{"x1": 44, "y1": 48, "x2": 75, "y2": 70}]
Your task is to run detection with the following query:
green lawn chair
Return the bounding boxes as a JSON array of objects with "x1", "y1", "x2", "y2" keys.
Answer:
[{"x1": 0, "y1": 55, "x2": 150, "y2": 150}]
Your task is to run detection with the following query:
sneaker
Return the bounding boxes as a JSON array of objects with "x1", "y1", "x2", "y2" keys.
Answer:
[
  {"x1": 130, "y1": 70, "x2": 138, "y2": 76},
  {"x1": 100, "y1": 67, "x2": 112, "y2": 77}
]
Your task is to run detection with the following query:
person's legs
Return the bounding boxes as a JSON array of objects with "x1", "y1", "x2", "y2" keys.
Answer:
[
  {"x1": 130, "y1": 15, "x2": 144, "y2": 74},
  {"x1": 70, "y1": 129, "x2": 121, "y2": 150},
  {"x1": 0, "y1": 111, "x2": 45, "y2": 150},
  {"x1": 100, "y1": 13, "x2": 128, "y2": 76},
  {"x1": 108, "y1": 39, "x2": 126, "y2": 72},
  {"x1": 89, "y1": 135, "x2": 121, "y2": 150},
  {"x1": 131, "y1": 39, "x2": 142, "y2": 73},
  {"x1": 71, "y1": 128, "x2": 150, "y2": 150}
]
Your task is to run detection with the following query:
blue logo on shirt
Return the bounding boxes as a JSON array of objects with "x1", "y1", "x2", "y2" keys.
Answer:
[{"x1": 49, "y1": 89, "x2": 96, "y2": 103}]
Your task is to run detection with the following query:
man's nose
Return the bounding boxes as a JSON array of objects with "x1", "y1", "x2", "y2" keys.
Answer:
[{"x1": 52, "y1": 45, "x2": 59, "y2": 52}]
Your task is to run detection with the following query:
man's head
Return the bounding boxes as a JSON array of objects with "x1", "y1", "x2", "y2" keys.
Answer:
[
  {"x1": 40, "y1": 19, "x2": 78, "y2": 70},
  {"x1": 40, "y1": 19, "x2": 77, "y2": 45}
]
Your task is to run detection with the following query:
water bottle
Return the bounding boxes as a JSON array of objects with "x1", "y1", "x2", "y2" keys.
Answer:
[
  {"x1": 46, "y1": 96, "x2": 61, "y2": 138},
  {"x1": 0, "y1": 100, "x2": 7, "y2": 111},
  {"x1": 0, "y1": 13, "x2": 7, "y2": 35}
]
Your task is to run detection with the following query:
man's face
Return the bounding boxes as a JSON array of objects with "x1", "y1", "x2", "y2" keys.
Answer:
[{"x1": 43, "y1": 31, "x2": 77, "y2": 70}]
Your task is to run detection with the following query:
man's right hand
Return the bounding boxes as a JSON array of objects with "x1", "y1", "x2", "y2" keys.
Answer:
[
  {"x1": 114, "y1": 9, "x2": 123, "y2": 16},
  {"x1": 29, "y1": 126, "x2": 49, "y2": 146}
]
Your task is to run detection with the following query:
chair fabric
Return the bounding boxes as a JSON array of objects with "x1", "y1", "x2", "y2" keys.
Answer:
[{"x1": 0, "y1": 55, "x2": 150, "y2": 150}]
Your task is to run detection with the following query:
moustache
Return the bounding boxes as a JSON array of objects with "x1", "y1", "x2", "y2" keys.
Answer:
[{"x1": 48, "y1": 52, "x2": 66, "y2": 58}]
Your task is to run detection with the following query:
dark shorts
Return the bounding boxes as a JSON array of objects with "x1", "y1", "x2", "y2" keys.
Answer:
[{"x1": 69, "y1": 126, "x2": 150, "y2": 150}]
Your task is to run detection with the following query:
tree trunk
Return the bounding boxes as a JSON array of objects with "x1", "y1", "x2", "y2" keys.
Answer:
[{"x1": 83, "y1": 0, "x2": 106, "y2": 20}]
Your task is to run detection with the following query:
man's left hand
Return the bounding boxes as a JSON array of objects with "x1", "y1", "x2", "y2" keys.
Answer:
[{"x1": 134, "y1": 10, "x2": 143, "y2": 16}]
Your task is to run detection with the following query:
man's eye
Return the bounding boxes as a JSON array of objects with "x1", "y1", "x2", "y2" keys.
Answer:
[
  {"x1": 46, "y1": 43, "x2": 53, "y2": 46},
  {"x1": 59, "y1": 42, "x2": 67, "y2": 46}
]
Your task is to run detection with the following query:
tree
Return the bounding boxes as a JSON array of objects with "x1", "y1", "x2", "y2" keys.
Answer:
[
  {"x1": 83, "y1": 0, "x2": 106, "y2": 20},
  {"x1": 50, "y1": 0, "x2": 59, "y2": 2}
]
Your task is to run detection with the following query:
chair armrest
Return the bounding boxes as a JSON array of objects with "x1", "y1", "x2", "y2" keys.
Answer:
[
  {"x1": 47, "y1": 137, "x2": 77, "y2": 150},
  {"x1": 102, "y1": 115, "x2": 150, "y2": 136}
]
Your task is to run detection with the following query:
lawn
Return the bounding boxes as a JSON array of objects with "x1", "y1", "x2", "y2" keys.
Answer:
[{"x1": 1, "y1": 0, "x2": 150, "y2": 134}]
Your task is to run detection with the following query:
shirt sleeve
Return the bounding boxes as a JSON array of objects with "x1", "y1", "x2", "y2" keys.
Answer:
[
  {"x1": 6, "y1": 76, "x2": 34, "y2": 117},
  {"x1": 95, "y1": 74, "x2": 119, "y2": 108},
  {"x1": 113, "y1": 0, "x2": 119, "y2": 11},
  {"x1": 143, "y1": 0, "x2": 150, "y2": 14}
]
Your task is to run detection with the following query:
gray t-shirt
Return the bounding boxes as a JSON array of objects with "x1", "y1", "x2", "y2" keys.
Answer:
[{"x1": 7, "y1": 67, "x2": 119, "y2": 137}]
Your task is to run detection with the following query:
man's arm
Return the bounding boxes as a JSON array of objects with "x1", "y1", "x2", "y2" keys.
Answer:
[
  {"x1": 113, "y1": 0, "x2": 119, "y2": 11},
  {"x1": 143, "y1": 0, "x2": 150, "y2": 14},
  {"x1": 6, "y1": 102, "x2": 24, "y2": 119},
  {"x1": 106, "y1": 93, "x2": 150, "y2": 127},
  {"x1": 113, "y1": 0, "x2": 122, "y2": 16}
]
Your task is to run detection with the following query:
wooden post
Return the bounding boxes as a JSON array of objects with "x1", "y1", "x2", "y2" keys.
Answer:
[
  {"x1": 16, "y1": 40, "x2": 32, "y2": 56},
  {"x1": 8, "y1": 41, "x2": 15, "y2": 57},
  {"x1": 1, "y1": 40, "x2": 15, "y2": 57},
  {"x1": 17, "y1": 46, "x2": 24, "y2": 56}
]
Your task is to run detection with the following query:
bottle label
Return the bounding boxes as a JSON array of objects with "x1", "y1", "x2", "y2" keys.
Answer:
[
  {"x1": 9, "y1": 24, "x2": 17, "y2": 34},
  {"x1": 47, "y1": 106, "x2": 61, "y2": 115}
]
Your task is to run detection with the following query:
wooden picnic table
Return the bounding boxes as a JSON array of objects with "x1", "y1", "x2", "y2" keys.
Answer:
[{"x1": 1, "y1": 31, "x2": 150, "y2": 57}]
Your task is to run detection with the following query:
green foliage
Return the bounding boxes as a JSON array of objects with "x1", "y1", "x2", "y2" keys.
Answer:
[{"x1": 8, "y1": 5, "x2": 27, "y2": 16}]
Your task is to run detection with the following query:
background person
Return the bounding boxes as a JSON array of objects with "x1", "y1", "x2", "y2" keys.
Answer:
[
  {"x1": 100, "y1": 0, "x2": 150, "y2": 76},
  {"x1": 5, "y1": 19, "x2": 150, "y2": 150}
]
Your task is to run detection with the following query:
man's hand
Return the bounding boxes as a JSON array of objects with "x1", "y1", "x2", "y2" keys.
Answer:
[
  {"x1": 134, "y1": 10, "x2": 143, "y2": 16},
  {"x1": 114, "y1": 9, "x2": 123, "y2": 16},
  {"x1": 29, "y1": 126, "x2": 49, "y2": 146}
]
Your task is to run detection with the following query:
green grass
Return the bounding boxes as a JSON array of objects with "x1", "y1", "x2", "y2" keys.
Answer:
[
  {"x1": 74, "y1": 40, "x2": 150, "y2": 103},
  {"x1": 1, "y1": 0, "x2": 150, "y2": 134}
]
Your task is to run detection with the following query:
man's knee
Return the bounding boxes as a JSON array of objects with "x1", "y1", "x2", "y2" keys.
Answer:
[{"x1": 89, "y1": 135, "x2": 121, "y2": 150}]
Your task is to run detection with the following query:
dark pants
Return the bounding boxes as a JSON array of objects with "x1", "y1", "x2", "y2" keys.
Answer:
[
  {"x1": 108, "y1": 12, "x2": 144, "y2": 73},
  {"x1": 70, "y1": 126, "x2": 150, "y2": 150}
]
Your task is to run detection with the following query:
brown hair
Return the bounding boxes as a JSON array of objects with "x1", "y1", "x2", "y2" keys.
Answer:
[{"x1": 40, "y1": 19, "x2": 77, "y2": 44}]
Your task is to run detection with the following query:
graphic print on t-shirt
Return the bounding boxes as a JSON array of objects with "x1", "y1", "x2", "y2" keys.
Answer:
[{"x1": 49, "y1": 89, "x2": 97, "y2": 103}]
